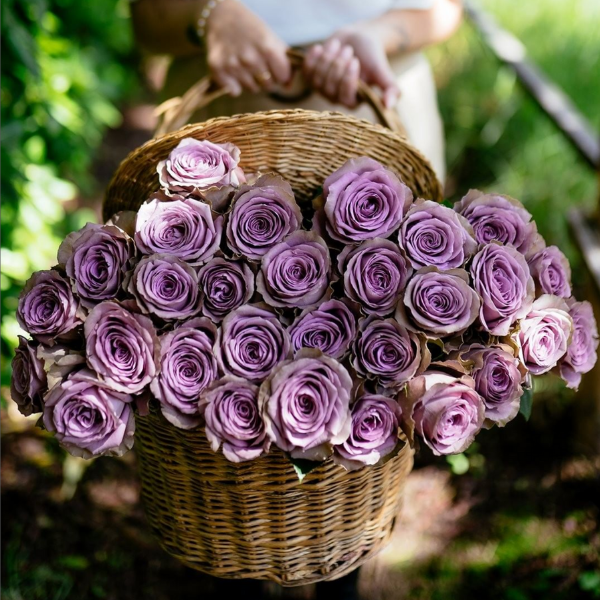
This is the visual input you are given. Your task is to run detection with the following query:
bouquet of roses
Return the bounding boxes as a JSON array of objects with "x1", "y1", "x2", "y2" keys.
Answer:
[{"x1": 10, "y1": 137, "x2": 598, "y2": 471}]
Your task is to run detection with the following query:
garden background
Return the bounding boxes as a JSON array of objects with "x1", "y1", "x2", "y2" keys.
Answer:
[{"x1": 2, "y1": 0, "x2": 599, "y2": 598}]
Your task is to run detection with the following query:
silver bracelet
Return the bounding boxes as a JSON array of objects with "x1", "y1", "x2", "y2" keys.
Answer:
[{"x1": 196, "y1": 0, "x2": 226, "y2": 40}]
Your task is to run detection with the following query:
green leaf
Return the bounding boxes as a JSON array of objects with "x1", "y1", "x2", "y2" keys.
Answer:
[
  {"x1": 520, "y1": 388, "x2": 533, "y2": 421},
  {"x1": 441, "y1": 198, "x2": 454, "y2": 208},
  {"x1": 446, "y1": 453, "x2": 469, "y2": 475},
  {"x1": 290, "y1": 458, "x2": 321, "y2": 482}
]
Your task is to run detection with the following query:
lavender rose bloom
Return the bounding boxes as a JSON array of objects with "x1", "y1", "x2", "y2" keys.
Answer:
[
  {"x1": 400, "y1": 371, "x2": 485, "y2": 456},
  {"x1": 338, "y1": 238, "x2": 412, "y2": 316},
  {"x1": 58, "y1": 223, "x2": 135, "y2": 308},
  {"x1": 333, "y1": 395, "x2": 401, "y2": 471},
  {"x1": 454, "y1": 189, "x2": 544, "y2": 257},
  {"x1": 323, "y1": 157, "x2": 413, "y2": 243},
  {"x1": 528, "y1": 245, "x2": 572, "y2": 298},
  {"x1": 226, "y1": 174, "x2": 302, "y2": 260},
  {"x1": 216, "y1": 304, "x2": 291, "y2": 381},
  {"x1": 289, "y1": 299, "x2": 356, "y2": 359},
  {"x1": 43, "y1": 369, "x2": 135, "y2": 458},
  {"x1": 10, "y1": 336, "x2": 47, "y2": 416},
  {"x1": 259, "y1": 351, "x2": 353, "y2": 460},
  {"x1": 352, "y1": 316, "x2": 426, "y2": 388},
  {"x1": 158, "y1": 138, "x2": 243, "y2": 193},
  {"x1": 198, "y1": 257, "x2": 254, "y2": 322},
  {"x1": 151, "y1": 318, "x2": 218, "y2": 429},
  {"x1": 471, "y1": 243, "x2": 535, "y2": 336},
  {"x1": 200, "y1": 377, "x2": 270, "y2": 462},
  {"x1": 257, "y1": 231, "x2": 331, "y2": 309},
  {"x1": 399, "y1": 200, "x2": 477, "y2": 270},
  {"x1": 17, "y1": 270, "x2": 82, "y2": 344},
  {"x1": 559, "y1": 299, "x2": 599, "y2": 390},
  {"x1": 126, "y1": 254, "x2": 200, "y2": 321},
  {"x1": 85, "y1": 301, "x2": 159, "y2": 394},
  {"x1": 518, "y1": 295, "x2": 573, "y2": 375},
  {"x1": 397, "y1": 268, "x2": 480, "y2": 337},
  {"x1": 460, "y1": 344, "x2": 525, "y2": 426},
  {"x1": 135, "y1": 195, "x2": 222, "y2": 265}
]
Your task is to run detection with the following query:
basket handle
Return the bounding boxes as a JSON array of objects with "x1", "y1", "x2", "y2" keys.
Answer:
[{"x1": 155, "y1": 49, "x2": 405, "y2": 137}]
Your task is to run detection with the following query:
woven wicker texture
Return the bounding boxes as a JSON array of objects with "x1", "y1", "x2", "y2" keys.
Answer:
[
  {"x1": 135, "y1": 409, "x2": 414, "y2": 586},
  {"x1": 103, "y1": 109, "x2": 442, "y2": 221}
]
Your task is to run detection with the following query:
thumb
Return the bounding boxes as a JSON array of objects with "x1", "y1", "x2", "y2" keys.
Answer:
[{"x1": 364, "y1": 54, "x2": 399, "y2": 109}]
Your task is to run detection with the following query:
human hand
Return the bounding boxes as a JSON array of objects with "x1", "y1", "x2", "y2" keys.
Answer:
[
  {"x1": 305, "y1": 26, "x2": 400, "y2": 109},
  {"x1": 206, "y1": 0, "x2": 291, "y2": 96}
]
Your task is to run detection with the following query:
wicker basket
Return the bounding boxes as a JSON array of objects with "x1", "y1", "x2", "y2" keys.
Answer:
[{"x1": 103, "y1": 62, "x2": 441, "y2": 585}]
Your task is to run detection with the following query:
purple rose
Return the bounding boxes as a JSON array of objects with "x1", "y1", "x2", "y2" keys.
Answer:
[
  {"x1": 198, "y1": 257, "x2": 254, "y2": 322},
  {"x1": 460, "y1": 344, "x2": 525, "y2": 426},
  {"x1": 85, "y1": 301, "x2": 159, "y2": 394},
  {"x1": 257, "y1": 231, "x2": 331, "y2": 309},
  {"x1": 215, "y1": 304, "x2": 291, "y2": 381},
  {"x1": 454, "y1": 189, "x2": 544, "y2": 257},
  {"x1": 200, "y1": 377, "x2": 270, "y2": 462},
  {"x1": 17, "y1": 270, "x2": 82, "y2": 344},
  {"x1": 397, "y1": 268, "x2": 480, "y2": 337},
  {"x1": 518, "y1": 295, "x2": 573, "y2": 375},
  {"x1": 43, "y1": 369, "x2": 135, "y2": 458},
  {"x1": 323, "y1": 157, "x2": 413, "y2": 243},
  {"x1": 126, "y1": 254, "x2": 200, "y2": 321},
  {"x1": 400, "y1": 371, "x2": 485, "y2": 456},
  {"x1": 259, "y1": 351, "x2": 353, "y2": 460},
  {"x1": 398, "y1": 199, "x2": 477, "y2": 270},
  {"x1": 58, "y1": 223, "x2": 135, "y2": 308},
  {"x1": 289, "y1": 299, "x2": 356, "y2": 359},
  {"x1": 352, "y1": 316, "x2": 427, "y2": 388},
  {"x1": 559, "y1": 299, "x2": 599, "y2": 390},
  {"x1": 135, "y1": 195, "x2": 223, "y2": 265},
  {"x1": 333, "y1": 394, "x2": 402, "y2": 471},
  {"x1": 150, "y1": 318, "x2": 218, "y2": 429},
  {"x1": 338, "y1": 238, "x2": 412, "y2": 316},
  {"x1": 10, "y1": 336, "x2": 47, "y2": 416},
  {"x1": 226, "y1": 174, "x2": 302, "y2": 260},
  {"x1": 528, "y1": 246, "x2": 572, "y2": 298},
  {"x1": 158, "y1": 138, "x2": 243, "y2": 193},
  {"x1": 471, "y1": 243, "x2": 535, "y2": 336}
]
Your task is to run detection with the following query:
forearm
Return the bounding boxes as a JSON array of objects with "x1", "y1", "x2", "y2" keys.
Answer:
[
  {"x1": 131, "y1": 0, "x2": 209, "y2": 56},
  {"x1": 358, "y1": 0, "x2": 464, "y2": 56}
]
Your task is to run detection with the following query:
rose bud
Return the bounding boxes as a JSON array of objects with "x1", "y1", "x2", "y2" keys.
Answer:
[
  {"x1": 126, "y1": 254, "x2": 201, "y2": 321},
  {"x1": 338, "y1": 238, "x2": 412, "y2": 316},
  {"x1": 257, "y1": 231, "x2": 331, "y2": 309},
  {"x1": 528, "y1": 245, "x2": 572, "y2": 298},
  {"x1": 85, "y1": 301, "x2": 159, "y2": 394},
  {"x1": 559, "y1": 299, "x2": 599, "y2": 390},
  {"x1": 151, "y1": 318, "x2": 218, "y2": 429},
  {"x1": 58, "y1": 222, "x2": 135, "y2": 308},
  {"x1": 198, "y1": 257, "x2": 255, "y2": 323},
  {"x1": 398, "y1": 199, "x2": 477, "y2": 270},
  {"x1": 215, "y1": 304, "x2": 291, "y2": 381},
  {"x1": 333, "y1": 394, "x2": 402, "y2": 471},
  {"x1": 289, "y1": 299, "x2": 356, "y2": 359},
  {"x1": 454, "y1": 189, "x2": 544, "y2": 257},
  {"x1": 226, "y1": 174, "x2": 302, "y2": 260},
  {"x1": 17, "y1": 270, "x2": 82, "y2": 345},
  {"x1": 471, "y1": 243, "x2": 535, "y2": 336},
  {"x1": 518, "y1": 295, "x2": 573, "y2": 375},
  {"x1": 200, "y1": 376, "x2": 270, "y2": 462},
  {"x1": 323, "y1": 156, "x2": 413, "y2": 243},
  {"x1": 399, "y1": 371, "x2": 485, "y2": 456},
  {"x1": 397, "y1": 267, "x2": 480, "y2": 338},
  {"x1": 135, "y1": 194, "x2": 222, "y2": 265},
  {"x1": 43, "y1": 369, "x2": 135, "y2": 458},
  {"x1": 10, "y1": 336, "x2": 48, "y2": 416},
  {"x1": 259, "y1": 350, "x2": 353, "y2": 460}
]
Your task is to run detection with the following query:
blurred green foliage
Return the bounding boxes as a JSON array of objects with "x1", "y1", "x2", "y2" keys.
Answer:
[{"x1": 0, "y1": 0, "x2": 139, "y2": 385}]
